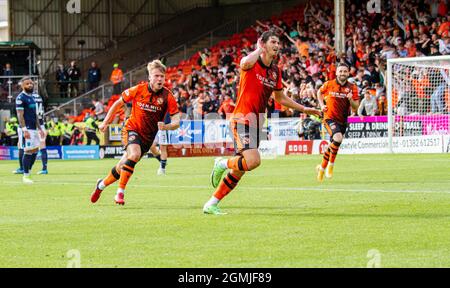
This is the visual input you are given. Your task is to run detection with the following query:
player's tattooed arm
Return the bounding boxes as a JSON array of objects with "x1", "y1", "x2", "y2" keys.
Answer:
[
  {"x1": 240, "y1": 38, "x2": 264, "y2": 71},
  {"x1": 17, "y1": 109, "x2": 26, "y2": 129},
  {"x1": 17, "y1": 110, "x2": 30, "y2": 139},
  {"x1": 99, "y1": 97, "x2": 125, "y2": 132}
]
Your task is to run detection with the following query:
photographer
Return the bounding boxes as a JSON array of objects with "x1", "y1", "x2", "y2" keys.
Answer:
[{"x1": 298, "y1": 115, "x2": 322, "y2": 140}]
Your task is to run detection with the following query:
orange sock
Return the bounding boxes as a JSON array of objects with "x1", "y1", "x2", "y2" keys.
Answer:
[
  {"x1": 118, "y1": 159, "x2": 137, "y2": 191},
  {"x1": 214, "y1": 172, "x2": 242, "y2": 200},
  {"x1": 321, "y1": 148, "x2": 330, "y2": 169},
  {"x1": 103, "y1": 166, "x2": 121, "y2": 187},
  {"x1": 329, "y1": 141, "x2": 341, "y2": 164},
  {"x1": 227, "y1": 156, "x2": 249, "y2": 171}
]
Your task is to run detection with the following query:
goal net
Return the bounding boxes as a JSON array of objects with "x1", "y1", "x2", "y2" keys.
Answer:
[{"x1": 387, "y1": 55, "x2": 450, "y2": 153}]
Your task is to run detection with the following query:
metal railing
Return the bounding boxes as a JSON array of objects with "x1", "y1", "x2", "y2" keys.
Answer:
[
  {"x1": 0, "y1": 75, "x2": 41, "y2": 103},
  {"x1": 44, "y1": 19, "x2": 243, "y2": 119}
]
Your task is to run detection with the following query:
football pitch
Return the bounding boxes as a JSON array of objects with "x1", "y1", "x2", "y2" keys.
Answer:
[{"x1": 1, "y1": 154, "x2": 450, "y2": 268}]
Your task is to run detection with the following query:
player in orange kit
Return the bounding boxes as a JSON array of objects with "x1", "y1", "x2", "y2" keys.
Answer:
[
  {"x1": 90, "y1": 60, "x2": 180, "y2": 205},
  {"x1": 316, "y1": 63, "x2": 360, "y2": 181},
  {"x1": 203, "y1": 30, "x2": 322, "y2": 215}
]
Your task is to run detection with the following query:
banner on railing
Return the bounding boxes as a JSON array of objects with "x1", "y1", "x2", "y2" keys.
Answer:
[
  {"x1": 168, "y1": 120, "x2": 205, "y2": 144},
  {"x1": 99, "y1": 146, "x2": 123, "y2": 159},
  {"x1": 62, "y1": 146, "x2": 99, "y2": 160},
  {"x1": 258, "y1": 140, "x2": 286, "y2": 158},
  {"x1": 443, "y1": 136, "x2": 450, "y2": 153},
  {"x1": 167, "y1": 143, "x2": 235, "y2": 158},
  {"x1": 285, "y1": 141, "x2": 314, "y2": 155},
  {"x1": 109, "y1": 125, "x2": 123, "y2": 141},
  {"x1": 267, "y1": 118, "x2": 301, "y2": 141},
  {"x1": 0, "y1": 146, "x2": 10, "y2": 160},
  {"x1": 203, "y1": 119, "x2": 233, "y2": 143},
  {"x1": 9, "y1": 146, "x2": 63, "y2": 160},
  {"x1": 346, "y1": 115, "x2": 450, "y2": 138},
  {"x1": 312, "y1": 135, "x2": 445, "y2": 154}
]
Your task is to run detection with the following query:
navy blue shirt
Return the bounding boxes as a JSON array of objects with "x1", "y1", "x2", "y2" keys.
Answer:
[
  {"x1": 16, "y1": 92, "x2": 38, "y2": 130},
  {"x1": 32, "y1": 93, "x2": 45, "y2": 126}
]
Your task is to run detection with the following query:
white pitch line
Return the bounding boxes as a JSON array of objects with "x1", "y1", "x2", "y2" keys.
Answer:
[{"x1": 2, "y1": 181, "x2": 450, "y2": 194}]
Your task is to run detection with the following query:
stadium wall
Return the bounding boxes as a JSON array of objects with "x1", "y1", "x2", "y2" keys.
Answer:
[{"x1": 3, "y1": 117, "x2": 447, "y2": 161}]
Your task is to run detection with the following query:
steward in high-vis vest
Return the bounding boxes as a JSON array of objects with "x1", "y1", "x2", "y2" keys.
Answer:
[
  {"x1": 47, "y1": 118, "x2": 63, "y2": 146},
  {"x1": 110, "y1": 63, "x2": 124, "y2": 96},
  {"x1": 62, "y1": 118, "x2": 76, "y2": 145},
  {"x1": 5, "y1": 117, "x2": 19, "y2": 146},
  {"x1": 85, "y1": 114, "x2": 99, "y2": 145}
]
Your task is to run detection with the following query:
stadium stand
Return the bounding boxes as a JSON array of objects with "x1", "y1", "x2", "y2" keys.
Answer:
[
  {"x1": 41, "y1": 0, "x2": 450, "y2": 133},
  {"x1": 163, "y1": 0, "x2": 449, "y2": 119}
]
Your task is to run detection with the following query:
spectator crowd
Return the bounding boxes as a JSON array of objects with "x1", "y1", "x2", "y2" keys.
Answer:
[
  {"x1": 162, "y1": 0, "x2": 449, "y2": 120},
  {"x1": 2, "y1": 0, "x2": 450, "y2": 145}
]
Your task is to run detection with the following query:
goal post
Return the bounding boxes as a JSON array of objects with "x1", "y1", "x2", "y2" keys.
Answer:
[{"x1": 387, "y1": 55, "x2": 450, "y2": 153}]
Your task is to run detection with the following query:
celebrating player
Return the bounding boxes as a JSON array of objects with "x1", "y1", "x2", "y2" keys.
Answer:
[
  {"x1": 15, "y1": 77, "x2": 45, "y2": 184},
  {"x1": 203, "y1": 30, "x2": 321, "y2": 215},
  {"x1": 316, "y1": 63, "x2": 360, "y2": 181},
  {"x1": 90, "y1": 60, "x2": 180, "y2": 205}
]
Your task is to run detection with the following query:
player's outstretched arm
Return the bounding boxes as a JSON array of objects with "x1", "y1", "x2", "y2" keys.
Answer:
[
  {"x1": 240, "y1": 38, "x2": 264, "y2": 71},
  {"x1": 99, "y1": 97, "x2": 124, "y2": 132},
  {"x1": 273, "y1": 90, "x2": 321, "y2": 117}
]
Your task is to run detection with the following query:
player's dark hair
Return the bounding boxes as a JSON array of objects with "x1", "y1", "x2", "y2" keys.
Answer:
[
  {"x1": 261, "y1": 30, "x2": 279, "y2": 43},
  {"x1": 337, "y1": 62, "x2": 350, "y2": 70}
]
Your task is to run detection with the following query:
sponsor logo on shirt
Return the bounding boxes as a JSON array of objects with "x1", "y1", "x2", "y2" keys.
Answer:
[
  {"x1": 330, "y1": 88, "x2": 351, "y2": 99},
  {"x1": 256, "y1": 73, "x2": 277, "y2": 89},
  {"x1": 137, "y1": 101, "x2": 162, "y2": 112}
]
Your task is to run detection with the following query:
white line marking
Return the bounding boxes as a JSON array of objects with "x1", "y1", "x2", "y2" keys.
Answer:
[{"x1": 2, "y1": 181, "x2": 449, "y2": 194}]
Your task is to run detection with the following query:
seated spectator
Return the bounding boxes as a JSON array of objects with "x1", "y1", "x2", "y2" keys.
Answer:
[{"x1": 358, "y1": 90, "x2": 378, "y2": 116}]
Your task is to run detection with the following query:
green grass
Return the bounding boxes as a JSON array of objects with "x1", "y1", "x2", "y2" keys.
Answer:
[{"x1": 1, "y1": 154, "x2": 450, "y2": 267}]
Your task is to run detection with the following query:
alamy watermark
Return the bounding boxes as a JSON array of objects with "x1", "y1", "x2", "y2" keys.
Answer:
[
  {"x1": 67, "y1": 249, "x2": 81, "y2": 268},
  {"x1": 367, "y1": 249, "x2": 382, "y2": 268},
  {"x1": 66, "y1": 0, "x2": 81, "y2": 14},
  {"x1": 367, "y1": 0, "x2": 381, "y2": 14}
]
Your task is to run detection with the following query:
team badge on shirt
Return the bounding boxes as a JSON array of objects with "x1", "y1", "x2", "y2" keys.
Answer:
[{"x1": 271, "y1": 71, "x2": 278, "y2": 80}]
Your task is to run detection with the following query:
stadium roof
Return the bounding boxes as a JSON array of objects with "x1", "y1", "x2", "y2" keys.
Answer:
[{"x1": 0, "y1": 41, "x2": 41, "y2": 53}]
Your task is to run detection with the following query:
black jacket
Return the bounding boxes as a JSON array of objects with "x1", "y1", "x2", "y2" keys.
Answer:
[
  {"x1": 88, "y1": 67, "x2": 102, "y2": 83},
  {"x1": 56, "y1": 69, "x2": 69, "y2": 83},
  {"x1": 67, "y1": 66, "x2": 81, "y2": 81}
]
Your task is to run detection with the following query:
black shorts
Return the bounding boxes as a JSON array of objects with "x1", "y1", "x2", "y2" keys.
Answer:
[
  {"x1": 122, "y1": 130, "x2": 152, "y2": 155},
  {"x1": 230, "y1": 121, "x2": 266, "y2": 155},
  {"x1": 323, "y1": 119, "x2": 347, "y2": 137}
]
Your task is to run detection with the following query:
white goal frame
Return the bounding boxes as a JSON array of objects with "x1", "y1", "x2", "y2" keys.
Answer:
[{"x1": 387, "y1": 55, "x2": 450, "y2": 153}]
